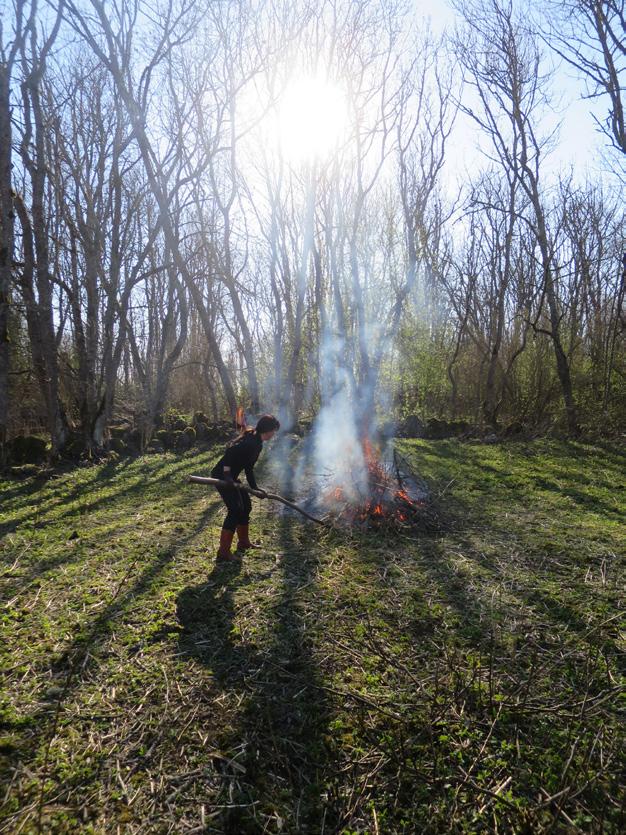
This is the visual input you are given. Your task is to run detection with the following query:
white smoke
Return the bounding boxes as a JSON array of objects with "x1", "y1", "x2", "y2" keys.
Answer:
[
  {"x1": 307, "y1": 327, "x2": 374, "y2": 507},
  {"x1": 312, "y1": 377, "x2": 368, "y2": 506}
]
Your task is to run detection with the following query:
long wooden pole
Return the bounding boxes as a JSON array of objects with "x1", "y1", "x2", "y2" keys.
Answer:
[{"x1": 188, "y1": 475, "x2": 328, "y2": 526}]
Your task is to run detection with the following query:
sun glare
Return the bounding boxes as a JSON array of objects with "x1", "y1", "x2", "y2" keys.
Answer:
[{"x1": 276, "y1": 75, "x2": 347, "y2": 163}]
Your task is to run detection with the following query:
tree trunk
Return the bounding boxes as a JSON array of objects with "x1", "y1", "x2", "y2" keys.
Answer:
[
  {"x1": 13, "y1": 193, "x2": 68, "y2": 456},
  {"x1": 220, "y1": 205, "x2": 260, "y2": 412},
  {"x1": 0, "y1": 63, "x2": 13, "y2": 465},
  {"x1": 544, "y1": 266, "x2": 579, "y2": 433},
  {"x1": 533, "y1": 210, "x2": 579, "y2": 435},
  {"x1": 282, "y1": 169, "x2": 316, "y2": 426},
  {"x1": 483, "y1": 178, "x2": 516, "y2": 431}
]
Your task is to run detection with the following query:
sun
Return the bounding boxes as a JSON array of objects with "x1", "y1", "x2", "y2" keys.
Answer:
[{"x1": 276, "y1": 75, "x2": 348, "y2": 164}]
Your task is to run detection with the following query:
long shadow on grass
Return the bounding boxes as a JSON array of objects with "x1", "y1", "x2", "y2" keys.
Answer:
[
  {"x1": 531, "y1": 477, "x2": 623, "y2": 517},
  {"x1": 0, "y1": 458, "x2": 141, "y2": 538},
  {"x1": 176, "y1": 516, "x2": 331, "y2": 832},
  {"x1": 0, "y1": 455, "x2": 216, "y2": 594},
  {"x1": 2, "y1": 497, "x2": 222, "y2": 819},
  {"x1": 347, "y1": 527, "x2": 626, "y2": 831},
  {"x1": 32, "y1": 454, "x2": 203, "y2": 528},
  {"x1": 347, "y1": 468, "x2": 623, "y2": 685},
  {"x1": 410, "y1": 530, "x2": 625, "y2": 682},
  {"x1": 0, "y1": 451, "x2": 215, "y2": 539},
  {"x1": 399, "y1": 442, "x2": 624, "y2": 655},
  {"x1": 0, "y1": 457, "x2": 135, "y2": 536}
]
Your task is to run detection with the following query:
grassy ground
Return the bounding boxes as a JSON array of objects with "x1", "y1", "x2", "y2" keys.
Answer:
[{"x1": 0, "y1": 439, "x2": 624, "y2": 834}]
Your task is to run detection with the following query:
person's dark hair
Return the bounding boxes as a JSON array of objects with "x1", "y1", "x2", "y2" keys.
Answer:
[
  {"x1": 256, "y1": 414, "x2": 280, "y2": 434},
  {"x1": 228, "y1": 413, "x2": 279, "y2": 446}
]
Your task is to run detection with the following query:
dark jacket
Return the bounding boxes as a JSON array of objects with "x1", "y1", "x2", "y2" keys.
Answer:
[{"x1": 211, "y1": 431, "x2": 263, "y2": 490}]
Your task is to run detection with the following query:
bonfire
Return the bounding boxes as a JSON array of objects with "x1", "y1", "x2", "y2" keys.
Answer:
[{"x1": 315, "y1": 438, "x2": 440, "y2": 533}]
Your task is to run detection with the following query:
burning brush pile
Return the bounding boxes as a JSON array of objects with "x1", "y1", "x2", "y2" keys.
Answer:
[
  {"x1": 321, "y1": 440, "x2": 441, "y2": 533},
  {"x1": 275, "y1": 434, "x2": 442, "y2": 534}
]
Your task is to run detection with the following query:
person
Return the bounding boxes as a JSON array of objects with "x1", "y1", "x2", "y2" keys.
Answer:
[{"x1": 211, "y1": 414, "x2": 280, "y2": 561}]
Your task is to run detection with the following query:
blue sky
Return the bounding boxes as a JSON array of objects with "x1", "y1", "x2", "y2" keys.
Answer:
[{"x1": 415, "y1": 0, "x2": 613, "y2": 185}]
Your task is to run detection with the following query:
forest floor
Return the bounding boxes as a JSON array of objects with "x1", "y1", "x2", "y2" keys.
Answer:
[{"x1": 0, "y1": 439, "x2": 624, "y2": 834}]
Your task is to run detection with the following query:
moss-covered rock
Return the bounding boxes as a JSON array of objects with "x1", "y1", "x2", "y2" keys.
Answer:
[
  {"x1": 110, "y1": 423, "x2": 132, "y2": 439},
  {"x1": 163, "y1": 409, "x2": 189, "y2": 430},
  {"x1": 9, "y1": 435, "x2": 47, "y2": 465},
  {"x1": 398, "y1": 415, "x2": 425, "y2": 438},
  {"x1": 208, "y1": 421, "x2": 235, "y2": 442},
  {"x1": 192, "y1": 411, "x2": 210, "y2": 427},
  {"x1": 194, "y1": 421, "x2": 210, "y2": 442},
  {"x1": 169, "y1": 430, "x2": 183, "y2": 450},
  {"x1": 109, "y1": 437, "x2": 127, "y2": 455},
  {"x1": 503, "y1": 420, "x2": 526, "y2": 438},
  {"x1": 62, "y1": 433, "x2": 87, "y2": 460},
  {"x1": 156, "y1": 430, "x2": 174, "y2": 450},
  {"x1": 424, "y1": 418, "x2": 470, "y2": 439},
  {"x1": 125, "y1": 428, "x2": 142, "y2": 451},
  {"x1": 176, "y1": 427, "x2": 196, "y2": 451}
]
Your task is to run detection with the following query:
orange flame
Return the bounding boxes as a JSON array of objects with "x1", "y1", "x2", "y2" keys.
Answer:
[
  {"x1": 320, "y1": 434, "x2": 425, "y2": 526},
  {"x1": 362, "y1": 437, "x2": 376, "y2": 461}
]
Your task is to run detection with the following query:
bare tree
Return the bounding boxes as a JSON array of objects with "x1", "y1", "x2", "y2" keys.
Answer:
[
  {"x1": 453, "y1": 0, "x2": 581, "y2": 433},
  {"x1": 557, "y1": 179, "x2": 625, "y2": 415},
  {"x1": 439, "y1": 178, "x2": 538, "y2": 427},
  {"x1": 64, "y1": 0, "x2": 239, "y2": 414},
  {"x1": 470, "y1": 173, "x2": 523, "y2": 428},
  {"x1": 547, "y1": 0, "x2": 626, "y2": 172},
  {"x1": 46, "y1": 59, "x2": 148, "y2": 449},
  {"x1": 13, "y1": 0, "x2": 69, "y2": 456},
  {"x1": 2, "y1": 0, "x2": 621, "y2": 450},
  {"x1": 124, "y1": 240, "x2": 188, "y2": 446},
  {"x1": 201, "y1": 2, "x2": 267, "y2": 412},
  {"x1": 0, "y1": 0, "x2": 30, "y2": 463}
]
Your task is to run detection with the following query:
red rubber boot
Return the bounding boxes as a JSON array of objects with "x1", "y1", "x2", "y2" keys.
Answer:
[
  {"x1": 216, "y1": 528, "x2": 237, "y2": 561},
  {"x1": 236, "y1": 525, "x2": 262, "y2": 552}
]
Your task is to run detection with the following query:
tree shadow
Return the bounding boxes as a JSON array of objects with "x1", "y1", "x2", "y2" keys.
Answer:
[
  {"x1": 42, "y1": 454, "x2": 201, "y2": 527},
  {"x1": 175, "y1": 516, "x2": 332, "y2": 832},
  {"x1": 2, "y1": 497, "x2": 222, "y2": 803},
  {"x1": 0, "y1": 457, "x2": 135, "y2": 532},
  {"x1": 409, "y1": 529, "x2": 625, "y2": 679},
  {"x1": 0, "y1": 455, "x2": 215, "y2": 595},
  {"x1": 0, "y1": 452, "x2": 213, "y2": 539},
  {"x1": 1, "y1": 457, "x2": 138, "y2": 538},
  {"x1": 530, "y1": 477, "x2": 622, "y2": 516}
]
